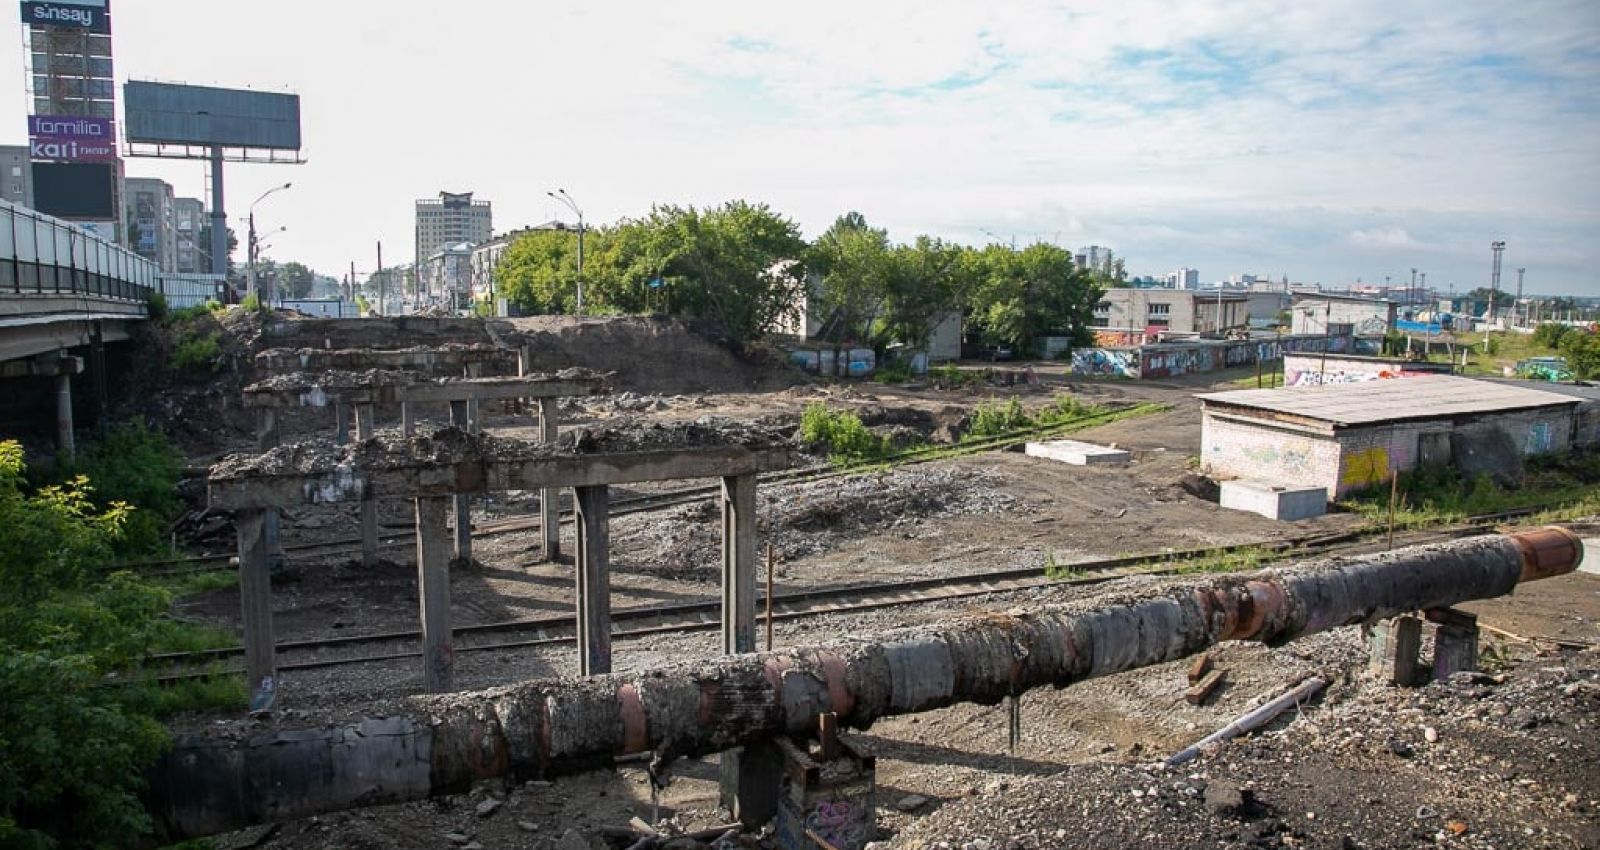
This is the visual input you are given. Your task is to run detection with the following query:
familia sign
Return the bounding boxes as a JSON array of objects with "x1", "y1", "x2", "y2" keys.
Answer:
[
  {"x1": 29, "y1": 114, "x2": 117, "y2": 161},
  {"x1": 19, "y1": 0, "x2": 108, "y2": 33}
]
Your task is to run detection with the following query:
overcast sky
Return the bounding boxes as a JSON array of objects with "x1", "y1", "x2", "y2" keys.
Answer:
[{"x1": 4, "y1": 1, "x2": 1598, "y2": 295}]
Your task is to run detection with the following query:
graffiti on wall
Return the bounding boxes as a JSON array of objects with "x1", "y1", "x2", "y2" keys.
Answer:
[
  {"x1": 805, "y1": 799, "x2": 869, "y2": 850},
  {"x1": 1072, "y1": 348, "x2": 1138, "y2": 377},
  {"x1": 1093, "y1": 330, "x2": 1142, "y2": 347},
  {"x1": 1525, "y1": 422, "x2": 1553, "y2": 454},
  {"x1": 1287, "y1": 368, "x2": 1407, "y2": 387}
]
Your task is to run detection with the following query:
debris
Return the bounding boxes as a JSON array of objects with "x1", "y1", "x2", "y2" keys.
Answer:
[
  {"x1": 1186, "y1": 668, "x2": 1227, "y2": 705},
  {"x1": 1187, "y1": 653, "x2": 1213, "y2": 685},
  {"x1": 1203, "y1": 782, "x2": 1250, "y2": 817},
  {"x1": 1168, "y1": 677, "x2": 1327, "y2": 765},
  {"x1": 444, "y1": 832, "x2": 472, "y2": 846},
  {"x1": 474, "y1": 797, "x2": 502, "y2": 818},
  {"x1": 896, "y1": 794, "x2": 931, "y2": 812}
]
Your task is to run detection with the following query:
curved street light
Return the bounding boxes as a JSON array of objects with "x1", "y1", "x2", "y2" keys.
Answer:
[
  {"x1": 546, "y1": 189, "x2": 585, "y2": 315},
  {"x1": 247, "y1": 182, "x2": 293, "y2": 304}
]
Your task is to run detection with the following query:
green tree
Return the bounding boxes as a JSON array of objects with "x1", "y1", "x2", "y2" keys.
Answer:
[
  {"x1": 279, "y1": 261, "x2": 317, "y2": 299},
  {"x1": 495, "y1": 227, "x2": 586, "y2": 314},
  {"x1": 1559, "y1": 330, "x2": 1600, "y2": 379},
  {"x1": 967, "y1": 243, "x2": 1102, "y2": 354},
  {"x1": 806, "y1": 213, "x2": 893, "y2": 343},
  {"x1": 880, "y1": 236, "x2": 972, "y2": 350}
]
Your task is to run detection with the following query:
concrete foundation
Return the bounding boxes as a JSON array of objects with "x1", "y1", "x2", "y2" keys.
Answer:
[
  {"x1": 1023, "y1": 439, "x2": 1130, "y2": 466},
  {"x1": 773, "y1": 736, "x2": 876, "y2": 850},
  {"x1": 1219, "y1": 479, "x2": 1328, "y2": 521}
]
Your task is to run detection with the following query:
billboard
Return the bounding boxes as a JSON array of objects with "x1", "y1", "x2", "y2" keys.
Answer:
[
  {"x1": 31, "y1": 161, "x2": 115, "y2": 219},
  {"x1": 28, "y1": 114, "x2": 116, "y2": 161},
  {"x1": 20, "y1": 1, "x2": 109, "y2": 33},
  {"x1": 124, "y1": 81, "x2": 301, "y2": 151}
]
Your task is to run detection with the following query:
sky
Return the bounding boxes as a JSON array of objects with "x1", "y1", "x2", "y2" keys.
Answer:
[{"x1": 4, "y1": 1, "x2": 1599, "y2": 296}]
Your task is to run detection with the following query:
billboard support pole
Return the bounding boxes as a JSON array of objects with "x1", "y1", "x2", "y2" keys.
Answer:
[{"x1": 208, "y1": 146, "x2": 227, "y2": 280}]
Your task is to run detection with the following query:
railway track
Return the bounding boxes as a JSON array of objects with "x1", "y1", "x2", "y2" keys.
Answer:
[
  {"x1": 131, "y1": 403, "x2": 1163, "y2": 577},
  {"x1": 140, "y1": 506, "x2": 1547, "y2": 685}
]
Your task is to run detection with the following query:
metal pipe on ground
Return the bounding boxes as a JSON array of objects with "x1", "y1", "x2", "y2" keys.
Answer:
[{"x1": 144, "y1": 528, "x2": 1583, "y2": 841}]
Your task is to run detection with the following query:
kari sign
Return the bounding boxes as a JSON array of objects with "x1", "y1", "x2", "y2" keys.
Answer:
[
  {"x1": 20, "y1": 1, "x2": 109, "y2": 33},
  {"x1": 29, "y1": 114, "x2": 116, "y2": 161}
]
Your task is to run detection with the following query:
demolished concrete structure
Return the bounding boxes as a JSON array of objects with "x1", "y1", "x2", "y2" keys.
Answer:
[
  {"x1": 145, "y1": 528, "x2": 1584, "y2": 841},
  {"x1": 210, "y1": 422, "x2": 797, "y2": 703}
]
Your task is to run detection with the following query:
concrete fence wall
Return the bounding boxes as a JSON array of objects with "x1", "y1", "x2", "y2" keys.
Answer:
[{"x1": 1072, "y1": 333, "x2": 1360, "y2": 379}]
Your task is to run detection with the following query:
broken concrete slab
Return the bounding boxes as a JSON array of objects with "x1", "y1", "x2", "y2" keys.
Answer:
[
  {"x1": 1219, "y1": 479, "x2": 1327, "y2": 521},
  {"x1": 1023, "y1": 439, "x2": 1130, "y2": 466},
  {"x1": 255, "y1": 345, "x2": 516, "y2": 374},
  {"x1": 207, "y1": 420, "x2": 798, "y2": 510},
  {"x1": 243, "y1": 368, "x2": 610, "y2": 408}
]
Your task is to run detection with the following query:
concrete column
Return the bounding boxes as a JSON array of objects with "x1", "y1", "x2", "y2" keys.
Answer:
[
  {"x1": 720, "y1": 473, "x2": 758, "y2": 655},
  {"x1": 89, "y1": 322, "x2": 107, "y2": 434},
  {"x1": 1429, "y1": 608, "x2": 1479, "y2": 681},
  {"x1": 465, "y1": 364, "x2": 482, "y2": 429},
  {"x1": 539, "y1": 397, "x2": 561, "y2": 561},
  {"x1": 236, "y1": 509, "x2": 276, "y2": 711},
  {"x1": 516, "y1": 345, "x2": 532, "y2": 416},
  {"x1": 449, "y1": 400, "x2": 472, "y2": 563},
  {"x1": 574, "y1": 484, "x2": 611, "y2": 676},
  {"x1": 415, "y1": 495, "x2": 454, "y2": 693},
  {"x1": 255, "y1": 409, "x2": 284, "y2": 571},
  {"x1": 356, "y1": 404, "x2": 379, "y2": 567},
  {"x1": 334, "y1": 404, "x2": 351, "y2": 445},
  {"x1": 1366, "y1": 615, "x2": 1422, "y2": 686},
  {"x1": 401, "y1": 402, "x2": 416, "y2": 437},
  {"x1": 55, "y1": 370, "x2": 73, "y2": 458}
]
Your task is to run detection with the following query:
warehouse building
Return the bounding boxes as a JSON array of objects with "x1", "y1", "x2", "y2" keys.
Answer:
[{"x1": 1198, "y1": 375, "x2": 1581, "y2": 499}]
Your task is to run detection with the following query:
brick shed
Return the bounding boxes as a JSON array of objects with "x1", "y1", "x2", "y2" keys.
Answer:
[{"x1": 1198, "y1": 375, "x2": 1581, "y2": 499}]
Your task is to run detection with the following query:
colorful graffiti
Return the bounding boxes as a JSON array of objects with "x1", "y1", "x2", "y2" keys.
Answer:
[
  {"x1": 1525, "y1": 422, "x2": 1554, "y2": 454},
  {"x1": 1339, "y1": 446, "x2": 1391, "y2": 490},
  {"x1": 1093, "y1": 330, "x2": 1143, "y2": 347},
  {"x1": 1072, "y1": 348, "x2": 1138, "y2": 378},
  {"x1": 804, "y1": 799, "x2": 868, "y2": 850}
]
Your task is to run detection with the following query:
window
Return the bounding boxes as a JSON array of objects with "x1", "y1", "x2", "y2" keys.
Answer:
[
  {"x1": 1094, "y1": 301, "x2": 1111, "y2": 313},
  {"x1": 1147, "y1": 317, "x2": 1171, "y2": 327},
  {"x1": 1090, "y1": 317, "x2": 1109, "y2": 328},
  {"x1": 9, "y1": 166, "x2": 20, "y2": 177},
  {"x1": 1147, "y1": 303, "x2": 1171, "y2": 315}
]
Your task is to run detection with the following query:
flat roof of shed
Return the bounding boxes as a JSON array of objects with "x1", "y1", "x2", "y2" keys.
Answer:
[{"x1": 1197, "y1": 375, "x2": 1578, "y2": 426}]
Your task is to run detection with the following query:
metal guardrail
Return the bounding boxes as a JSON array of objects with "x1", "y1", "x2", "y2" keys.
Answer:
[{"x1": 0, "y1": 198, "x2": 157, "y2": 304}]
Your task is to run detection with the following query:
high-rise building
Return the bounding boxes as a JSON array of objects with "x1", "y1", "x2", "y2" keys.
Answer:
[
  {"x1": 174, "y1": 197, "x2": 206, "y2": 273},
  {"x1": 415, "y1": 191, "x2": 492, "y2": 272},
  {"x1": 0, "y1": 145, "x2": 32, "y2": 207},
  {"x1": 1173, "y1": 267, "x2": 1199, "y2": 289},
  {"x1": 125, "y1": 177, "x2": 176, "y2": 271}
]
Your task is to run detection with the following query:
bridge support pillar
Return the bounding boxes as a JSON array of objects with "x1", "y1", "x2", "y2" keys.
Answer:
[
  {"x1": 55, "y1": 369, "x2": 74, "y2": 458},
  {"x1": 575, "y1": 484, "x2": 611, "y2": 676},
  {"x1": 415, "y1": 495, "x2": 454, "y2": 693}
]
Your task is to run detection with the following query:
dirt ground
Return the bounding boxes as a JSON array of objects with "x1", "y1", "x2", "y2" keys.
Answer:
[{"x1": 134, "y1": 315, "x2": 1599, "y2": 850}]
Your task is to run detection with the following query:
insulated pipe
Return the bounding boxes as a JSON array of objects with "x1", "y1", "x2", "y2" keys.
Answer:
[{"x1": 145, "y1": 528, "x2": 1582, "y2": 841}]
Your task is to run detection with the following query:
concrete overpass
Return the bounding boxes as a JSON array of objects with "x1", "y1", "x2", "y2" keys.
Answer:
[{"x1": 1, "y1": 199, "x2": 158, "y2": 454}]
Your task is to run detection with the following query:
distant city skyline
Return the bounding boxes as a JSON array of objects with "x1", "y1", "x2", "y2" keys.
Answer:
[{"x1": 1, "y1": 1, "x2": 1596, "y2": 296}]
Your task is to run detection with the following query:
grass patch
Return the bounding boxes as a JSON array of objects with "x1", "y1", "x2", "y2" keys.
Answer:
[
  {"x1": 156, "y1": 569, "x2": 238, "y2": 599},
  {"x1": 1338, "y1": 451, "x2": 1600, "y2": 528},
  {"x1": 799, "y1": 404, "x2": 896, "y2": 465},
  {"x1": 927, "y1": 364, "x2": 983, "y2": 389},
  {"x1": 1165, "y1": 546, "x2": 1275, "y2": 575}
]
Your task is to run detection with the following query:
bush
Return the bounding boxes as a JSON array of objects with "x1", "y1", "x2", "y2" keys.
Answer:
[
  {"x1": 168, "y1": 301, "x2": 222, "y2": 323},
  {"x1": 169, "y1": 331, "x2": 221, "y2": 372},
  {"x1": 927, "y1": 364, "x2": 980, "y2": 389},
  {"x1": 969, "y1": 398, "x2": 1033, "y2": 438},
  {"x1": 49, "y1": 421, "x2": 184, "y2": 558},
  {"x1": 1532, "y1": 323, "x2": 1573, "y2": 349},
  {"x1": 0, "y1": 439, "x2": 240, "y2": 848},
  {"x1": 145, "y1": 291, "x2": 168, "y2": 322},
  {"x1": 799, "y1": 404, "x2": 888, "y2": 465},
  {"x1": 239, "y1": 291, "x2": 261, "y2": 312},
  {"x1": 875, "y1": 358, "x2": 913, "y2": 385},
  {"x1": 1558, "y1": 330, "x2": 1600, "y2": 380}
]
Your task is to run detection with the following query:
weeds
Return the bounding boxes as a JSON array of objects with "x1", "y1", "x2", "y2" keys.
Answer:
[
  {"x1": 927, "y1": 364, "x2": 982, "y2": 389},
  {"x1": 800, "y1": 404, "x2": 894, "y2": 465},
  {"x1": 170, "y1": 330, "x2": 222, "y2": 372},
  {"x1": 1339, "y1": 452, "x2": 1600, "y2": 528}
]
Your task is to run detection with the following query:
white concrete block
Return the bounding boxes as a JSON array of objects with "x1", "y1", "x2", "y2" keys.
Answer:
[
  {"x1": 1024, "y1": 439, "x2": 1131, "y2": 466},
  {"x1": 1220, "y1": 479, "x2": 1328, "y2": 521}
]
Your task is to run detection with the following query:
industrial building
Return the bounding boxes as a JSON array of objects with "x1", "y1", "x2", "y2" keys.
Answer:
[
  {"x1": 1090, "y1": 288, "x2": 1249, "y2": 344},
  {"x1": 1290, "y1": 292, "x2": 1397, "y2": 338},
  {"x1": 1199, "y1": 375, "x2": 1581, "y2": 499}
]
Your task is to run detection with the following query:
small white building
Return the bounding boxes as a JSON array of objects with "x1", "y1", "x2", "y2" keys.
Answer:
[{"x1": 1290, "y1": 293, "x2": 1397, "y2": 338}]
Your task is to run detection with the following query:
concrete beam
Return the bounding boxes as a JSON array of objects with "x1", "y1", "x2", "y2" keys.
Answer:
[
  {"x1": 208, "y1": 441, "x2": 797, "y2": 511},
  {"x1": 255, "y1": 346, "x2": 515, "y2": 374},
  {"x1": 0, "y1": 354, "x2": 82, "y2": 378},
  {"x1": 356, "y1": 404, "x2": 379, "y2": 567},
  {"x1": 415, "y1": 496, "x2": 455, "y2": 692},
  {"x1": 242, "y1": 374, "x2": 607, "y2": 409},
  {"x1": 236, "y1": 509, "x2": 275, "y2": 711},
  {"x1": 144, "y1": 528, "x2": 1586, "y2": 840},
  {"x1": 538, "y1": 398, "x2": 560, "y2": 561},
  {"x1": 0, "y1": 315, "x2": 135, "y2": 363},
  {"x1": 449, "y1": 401, "x2": 472, "y2": 563}
]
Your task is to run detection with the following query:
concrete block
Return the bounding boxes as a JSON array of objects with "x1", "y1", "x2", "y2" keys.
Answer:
[
  {"x1": 1219, "y1": 479, "x2": 1327, "y2": 521},
  {"x1": 1365, "y1": 615, "x2": 1423, "y2": 686},
  {"x1": 1024, "y1": 439, "x2": 1130, "y2": 466}
]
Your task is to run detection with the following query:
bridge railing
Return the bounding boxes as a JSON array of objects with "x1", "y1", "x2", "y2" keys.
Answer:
[{"x1": 0, "y1": 199, "x2": 158, "y2": 305}]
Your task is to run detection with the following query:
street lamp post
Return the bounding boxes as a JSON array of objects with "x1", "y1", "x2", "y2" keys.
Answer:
[
  {"x1": 247, "y1": 182, "x2": 292, "y2": 305},
  {"x1": 547, "y1": 189, "x2": 585, "y2": 315}
]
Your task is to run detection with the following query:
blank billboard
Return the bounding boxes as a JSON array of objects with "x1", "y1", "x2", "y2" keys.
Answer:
[
  {"x1": 32, "y1": 161, "x2": 116, "y2": 219},
  {"x1": 124, "y1": 81, "x2": 301, "y2": 150}
]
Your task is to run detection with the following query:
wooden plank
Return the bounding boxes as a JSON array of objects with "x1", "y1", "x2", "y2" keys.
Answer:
[
  {"x1": 1185, "y1": 668, "x2": 1226, "y2": 705},
  {"x1": 415, "y1": 496, "x2": 454, "y2": 693},
  {"x1": 1186, "y1": 652, "x2": 1213, "y2": 685}
]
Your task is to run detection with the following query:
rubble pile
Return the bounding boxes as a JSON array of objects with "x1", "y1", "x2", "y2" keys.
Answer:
[
  {"x1": 616, "y1": 467, "x2": 1021, "y2": 578},
  {"x1": 886, "y1": 649, "x2": 1600, "y2": 850}
]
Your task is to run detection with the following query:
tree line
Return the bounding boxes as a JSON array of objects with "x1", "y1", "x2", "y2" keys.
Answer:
[{"x1": 494, "y1": 202, "x2": 1110, "y2": 356}]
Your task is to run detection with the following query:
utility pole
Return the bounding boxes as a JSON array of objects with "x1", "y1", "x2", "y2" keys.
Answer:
[
  {"x1": 1486, "y1": 240, "x2": 1506, "y2": 349},
  {"x1": 1409, "y1": 268, "x2": 1417, "y2": 313},
  {"x1": 1514, "y1": 268, "x2": 1526, "y2": 329},
  {"x1": 376, "y1": 241, "x2": 385, "y2": 316}
]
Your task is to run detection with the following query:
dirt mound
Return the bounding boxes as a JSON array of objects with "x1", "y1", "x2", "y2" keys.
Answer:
[{"x1": 510, "y1": 316, "x2": 801, "y2": 394}]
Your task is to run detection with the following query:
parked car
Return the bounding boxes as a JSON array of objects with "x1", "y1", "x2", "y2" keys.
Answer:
[{"x1": 982, "y1": 344, "x2": 1014, "y2": 362}]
